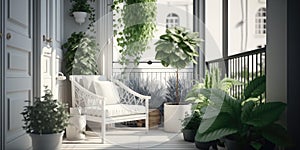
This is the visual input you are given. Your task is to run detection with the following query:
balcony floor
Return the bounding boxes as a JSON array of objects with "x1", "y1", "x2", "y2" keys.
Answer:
[{"x1": 62, "y1": 127, "x2": 197, "y2": 150}]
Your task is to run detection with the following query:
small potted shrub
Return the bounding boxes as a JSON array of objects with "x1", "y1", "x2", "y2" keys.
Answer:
[
  {"x1": 181, "y1": 110, "x2": 201, "y2": 142},
  {"x1": 155, "y1": 26, "x2": 202, "y2": 132},
  {"x1": 21, "y1": 87, "x2": 69, "y2": 150}
]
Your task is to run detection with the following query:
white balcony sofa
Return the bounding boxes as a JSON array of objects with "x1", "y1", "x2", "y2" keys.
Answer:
[{"x1": 69, "y1": 75, "x2": 150, "y2": 143}]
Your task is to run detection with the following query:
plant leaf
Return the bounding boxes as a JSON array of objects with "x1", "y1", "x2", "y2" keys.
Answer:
[
  {"x1": 241, "y1": 101, "x2": 255, "y2": 123},
  {"x1": 261, "y1": 123, "x2": 292, "y2": 147},
  {"x1": 196, "y1": 128, "x2": 237, "y2": 142},
  {"x1": 245, "y1": 102, "x2": 286, "y2": 127},
  {"x1": 244, "y1": 75, "x2": 266, "y2": 100}
]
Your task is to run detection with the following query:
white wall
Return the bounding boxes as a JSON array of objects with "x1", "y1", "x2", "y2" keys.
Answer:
[
  {"x1": 205, "y1": 0, "x2": 223, "y2": 61},
  {"x1": 228, "y1": 0, "x2": 266, "y2": 55},
  {"x1": 205, "y1": 0, "x2": 266, "y2": 58}
]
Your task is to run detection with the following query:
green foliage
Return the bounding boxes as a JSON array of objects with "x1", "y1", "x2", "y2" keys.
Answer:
[
  {"x1": 185, "y1": 68, "x2": 240, "y2": 113},
  {"x1": 244, "y1": 75, "x2": 266, "y2": 100},
  {"x1": 195, "y1": 75, "x2": 291, "y2": 149},
  {"x1": 63, "y1": 32, "x2": 100, "y2": 75},
  {"x1": 155, "y1": 26, "x2": 202, "y2": 103},
  {"x1": 112, "y1": 0, "x2": 157, "y2": 65},
  {"x1": 182, "y1": 110, "x2": 202, "y2": 131},
  {"x1": 69, "y1": 0, "x2": 96, "y2": 33},
  {"x1": 21, "y1": 87, "x2": 69, "y2": 134},
  {"x1": 165, "y1": 76, "x2": 189, "y2": 102},
  {"x1": 125, "y1": 77, "x2": 166, "y2": 109},
  {"x1": 155, "y1": 26, "x2": 201, "y2": 70}
]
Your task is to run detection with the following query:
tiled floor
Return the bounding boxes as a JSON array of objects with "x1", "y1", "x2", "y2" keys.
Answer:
[{"x1": 62, "y1": 127, "x2": 198, "y2": 150}]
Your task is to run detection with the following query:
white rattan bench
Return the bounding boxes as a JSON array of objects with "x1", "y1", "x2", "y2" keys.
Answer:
[{"x1": 69, "y1": 75, "x2": 150, "y2": 143}]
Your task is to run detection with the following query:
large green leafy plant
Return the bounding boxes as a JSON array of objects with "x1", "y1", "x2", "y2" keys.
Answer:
[
  {"x1": 195, "y1": 75, "x2": 291, "y2": 149},
  {"x1": 112, "y1": 0, "x2": 157, "y2": 65},
  {"x1": 155, "y1": 26, "x2": 202, "y2": 102},
  {"x1": 21, "y1": 87, "x2": 69, "y2": 134},
  {"x1": 63, "y1": 32, "x2": 100, "y2": 75}
]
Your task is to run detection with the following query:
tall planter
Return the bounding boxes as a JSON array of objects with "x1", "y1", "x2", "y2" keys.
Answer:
[
  {"x1": 30, "y1": 132, "x2": 64, "y2": 150},
  {"x1": 164, "y1": 102, "x2": 191, "y2": 132}
]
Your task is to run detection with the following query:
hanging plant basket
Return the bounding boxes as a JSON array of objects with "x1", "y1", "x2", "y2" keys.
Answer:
[{"x1": 72, "y1": 11, "x2": 88, "y2": 25}]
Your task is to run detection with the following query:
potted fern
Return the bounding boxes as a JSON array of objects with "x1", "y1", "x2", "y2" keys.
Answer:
[
  {"x1": 155, "y1": 26, "x2": 202, "y2": 132},
  {"x1": 21, "y1": 87, "x2": 69, "y2": 150}
]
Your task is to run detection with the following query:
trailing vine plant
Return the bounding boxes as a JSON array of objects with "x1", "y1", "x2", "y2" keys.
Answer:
[
  {"x1": 63, "y1": 32, "x2": 100, "y2": 75},
  {"x1": 112, "y1": 0, "x2": 157, "y2": 66}
]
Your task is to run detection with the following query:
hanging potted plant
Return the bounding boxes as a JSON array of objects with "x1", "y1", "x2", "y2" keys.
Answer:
[
  {"x1": 155, "y1": 26, "x2": 202, "y2": 132},
  {"x1": 69, "y1": 0, "x2": 96, "y2": 32},
  {"x1": 112, "y1": 0, "x2": 157, "y2": 66},
  {"x1": 21, "y1": 87, "x2": 69, "y2": 150}
]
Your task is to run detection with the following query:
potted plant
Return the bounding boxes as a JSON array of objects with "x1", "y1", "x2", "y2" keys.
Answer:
[
  {"x1": 149, "y1": 85, "x2": 166, "y2": 128},
  {"x1": 195, "y1": 76, "x2": 292, "y2": 150},
  {"x1": 185, "y1": 68, "x2": 240, "y2": 149},
  {"x1": 112, "y1": 0, "x2": 157, "y2": 66},
  {"x1": 125, "y1": 77, "x2": 165, "y2": 128},
  {"x1": 21, "y1": 87, "x2": 69, "y2": 150},
  {"x1": 63, "y1": 32, "x2": 100, "y2": 75},
  {"x1": 69, "y1": 0, "x2": 96, "y2": 32},
  {"x1": 181, "y1": 110, "x2": 201, "y2": 142},
  {"x1": 155, "y1": 26, "x2": 202, "y2": 132}
]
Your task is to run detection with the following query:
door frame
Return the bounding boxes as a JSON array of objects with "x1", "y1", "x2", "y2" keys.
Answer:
[
  {"x1": 1, "y1": 0, "x2": 5, "y2": 149},
  {"x1": 33, "y1": 0, "x2": 42, "y2": 98}
]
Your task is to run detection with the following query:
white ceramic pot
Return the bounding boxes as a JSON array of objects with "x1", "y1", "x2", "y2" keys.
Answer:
[
  {"x1": 164, "y1": 102, "x2": 191, "y2": 133},
  {"x1": 30, "y1": 132, "x2": 64, "y2": 150},
  {"x1": 66, "y1": 107, "x2": 86, "y2": 140},
  {"x1": 72, "y1": 11, "x2": 88, "y2": 24}
]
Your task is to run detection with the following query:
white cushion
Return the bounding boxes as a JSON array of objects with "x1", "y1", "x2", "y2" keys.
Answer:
[
  {"x1": 93, "y1": 81, "x2": 120, "y2": 105},
  {"x1": 82, "y1": 76, "x2": 96, "y2": 93},
  {"x1": 83, "y1": 104, "x2": 146, "y2": 117}
]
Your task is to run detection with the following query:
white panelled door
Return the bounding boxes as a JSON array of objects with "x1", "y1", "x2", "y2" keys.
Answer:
[
  {"x1": 5, "y1": 0, "x2": 33, "y2": 149},
  {"x1": 41, "y1": 0, "x2": 64, "y2": 100}
]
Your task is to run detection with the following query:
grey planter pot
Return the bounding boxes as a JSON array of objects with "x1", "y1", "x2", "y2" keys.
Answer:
[
  {"x1": 182, "y1": 129, "x2": 196, "y2": 142},
  {"x1": 30, "y1": 132, "x2": 64, "y2": 150}
]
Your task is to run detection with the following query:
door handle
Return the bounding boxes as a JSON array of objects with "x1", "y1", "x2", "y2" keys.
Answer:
[
  {"x1": 56, "y1": 72, "x2": 66, "y2": 81},
  {"x1": 6, "y1": 33, "x2": 12, "y2": 40},
  {"x1": 43, "y1": 35, "x2": 52, "y2": 43}
]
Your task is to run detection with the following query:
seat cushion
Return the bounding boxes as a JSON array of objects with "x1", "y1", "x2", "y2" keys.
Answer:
[
  {"x1": 83, "y1": 104, "x2": 146, "y2": 117},
  {"x1": 93, "y1": 81, "x2": 120, "y2": 105}
]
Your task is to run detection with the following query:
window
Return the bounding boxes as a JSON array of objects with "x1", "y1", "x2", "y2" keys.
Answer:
[
  {"x1": 166, "y1": 13, "x2": 179, "y2": 28},
  {"x1": 255, "y1": 7, "x2": 266, "y2": 35}
]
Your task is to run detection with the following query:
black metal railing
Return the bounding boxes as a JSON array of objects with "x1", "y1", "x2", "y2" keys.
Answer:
[
  {"x1": 206, "y1": 48, "x2": 266, "y2": 99},
  {"x1": 112, "y1": 61, "x2": 194, "y2": 88}
]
